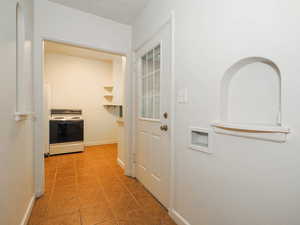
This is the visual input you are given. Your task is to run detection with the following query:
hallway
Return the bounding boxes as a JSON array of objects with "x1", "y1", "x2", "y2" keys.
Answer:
[{"x1": 28, "y1": 144, "x2": 176, "y2": 225}]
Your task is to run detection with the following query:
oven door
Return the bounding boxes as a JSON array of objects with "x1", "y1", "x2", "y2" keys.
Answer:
[{"x1": 50, "y1": 120, "x2": 84, "y2": 144}]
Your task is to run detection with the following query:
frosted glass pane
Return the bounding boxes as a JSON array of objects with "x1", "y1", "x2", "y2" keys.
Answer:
[
  {"x1": 154, "y1": 45, "x2": 160, "y2": 71},
  {"x1": 140, "y1": 45, "x2": 160, "y2": 119},
  {"x1": 148, "y1": 75, "x2": 154, "y2": 96},
  {"x1": 148, "y1": 75, "x2": 154, "y2": 118},
  {"x1": 142, "y1": 77, "x2": 146, "y2": 97},
  {"x1": 141, "y1": 97, "x2": 146, "y2": 117},
  {"x1": 147, "y1": 50, "x2": 154, "y2": 73},
  {"x1": 142, "y1": 55, "x2": 147, "y2": 76},
  {"x1": 148, "y1": 96, "x2": 153, "y2": 118},
  {"x1": 154, "y1": 71, "x2": 160, "y2": 96}
]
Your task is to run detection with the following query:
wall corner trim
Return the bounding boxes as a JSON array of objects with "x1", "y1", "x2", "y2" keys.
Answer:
[
  {"x1": 19, "y1": 195, "x2": 35, "y2": 225},
  {"x1": 169, "y1": 209, "x2": 191, "y2": 225},
  {"x1": 117, "y1": 158, "x2": 125, "y2": 169},
  {"x1": 84, "y1": 139, "x2": 118, "y2": 146}
]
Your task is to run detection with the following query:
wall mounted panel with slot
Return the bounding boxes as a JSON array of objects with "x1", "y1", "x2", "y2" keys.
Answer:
[{"x1": 189, "y1": 127, "x2": 212, "y2": 154}]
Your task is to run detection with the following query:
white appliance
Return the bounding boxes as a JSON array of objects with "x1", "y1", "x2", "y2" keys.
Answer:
[{"x1": 49, "y1": 109, "x2": 84, "y2": 155}]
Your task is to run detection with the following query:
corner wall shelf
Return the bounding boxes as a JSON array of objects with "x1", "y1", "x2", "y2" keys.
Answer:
[
  {"x1": 103, "y1": 85, "x2": 114, "y2": 90},
  {"x1": 14, "y1": 112, "x2": 32, "y2": 121},
  {"x1": 103, "y1": 85, "x2": 114, "y2": 105},
  {"x1": 103, "y1": 104, "x2": 121, "y2": 107},
  {"x1": 211, "y1": 121, "x2": 290, "y2": 143}
]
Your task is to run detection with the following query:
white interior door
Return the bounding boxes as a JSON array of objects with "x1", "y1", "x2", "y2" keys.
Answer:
[{"x1": 135, "y1": 23, "x2": 172, "y2": 208}]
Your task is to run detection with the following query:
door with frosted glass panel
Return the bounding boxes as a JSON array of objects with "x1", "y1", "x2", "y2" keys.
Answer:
[{"x1": 135, "y1": 23, "x2": 172, "y2": 208}]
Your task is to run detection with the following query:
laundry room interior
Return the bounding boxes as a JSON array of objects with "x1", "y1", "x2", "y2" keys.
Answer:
[{"x1": 43, "y1": 40, "x2": 126, "y2": 166}]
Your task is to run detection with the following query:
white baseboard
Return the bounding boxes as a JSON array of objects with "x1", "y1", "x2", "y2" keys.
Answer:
[
  {"x1": 84, "y1": 139, "x2": 118, "y2": 146},
  {"x1": 117, "y1": 158, "x2": 125, "y2": 169},
  {"x1": 169, "y1": 209, "x2": 191, "y2": 225},
  {"x1": 20, "y1": 195, "x2": 35, "y2": 225}
]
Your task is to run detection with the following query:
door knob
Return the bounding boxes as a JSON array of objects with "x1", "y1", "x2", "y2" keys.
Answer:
[
  {"x1": 160, "y1": 124, "x2": 168, "y2": 131},
  {"x1": 163, "y1": 112, "x2": 168, "y2": 119}
]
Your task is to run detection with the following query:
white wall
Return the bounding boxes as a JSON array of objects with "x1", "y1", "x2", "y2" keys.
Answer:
[
  {"x1": 0, "y1": 0, "x2": 35, "y2": 224},
  {"x1": 34, "y1": 0, "x2": 132, "y2": 195},
  {"x1": 133, "y1": 1, "x2": 300, "y2": 225},
  {"x1": 117, "y1": 121, "x2": 126, "y2": 168},
  {"x1": 45, "y1": 53, "x2": 118, "y2": 146},
  {"x1": 113, "y1": 57, "x2": 126, "y2": 167}
]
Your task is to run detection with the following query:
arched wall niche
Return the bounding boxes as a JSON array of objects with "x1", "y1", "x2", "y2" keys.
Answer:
[
  {"x1": 212, "y1": 57, "x2": 289, "y2": 143},
  {"x1": 221, "y1": 57, "x2": 282, "y2": 125}
]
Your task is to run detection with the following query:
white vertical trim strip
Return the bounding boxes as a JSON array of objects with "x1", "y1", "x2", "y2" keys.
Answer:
[
  {"x1": 19, "y1": 196, "x2": 35, "y2": 225},
  {"x1": 169, "y1": 209, "x2": 192, "y2": 225},
  {"x1": 169, "y1": 10, "x2": 176, "y2": 211}
]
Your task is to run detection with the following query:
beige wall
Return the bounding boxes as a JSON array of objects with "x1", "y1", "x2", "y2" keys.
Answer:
[
  {"x1": 0, "y1": 0, "x2": 35, "y2": 224},
  {"x1": 133, "y1": 1, "x2": 300, "y2": 225},
  {"x1": 45, "y1": 53, "x2": 119, "y2": 146}
]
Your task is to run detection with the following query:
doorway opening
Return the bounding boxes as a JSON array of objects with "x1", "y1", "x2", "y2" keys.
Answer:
[{"x1": 43, "y1": 40, "x2": 126, "y2": 161}]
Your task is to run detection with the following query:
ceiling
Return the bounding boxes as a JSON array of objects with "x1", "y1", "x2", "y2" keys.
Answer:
[
  {"x1": 49, "y1": 0, "x2": 149, "y2": 24},
  {"x1": 44, "y1": 40, "x2": 122, "y2": 62}
]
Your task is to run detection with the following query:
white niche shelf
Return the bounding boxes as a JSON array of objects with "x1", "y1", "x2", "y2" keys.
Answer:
[
  {"x1": 211, "y1": 121, "x2": 289, "y2": 143},
  {"x1": 212, "y1": 57, "x2": 290, "y2": 143}
]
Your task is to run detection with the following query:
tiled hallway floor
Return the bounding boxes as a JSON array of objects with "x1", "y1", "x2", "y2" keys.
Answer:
[{"x1": 28, "y1": 144, "x2": 177, "y2": 225}]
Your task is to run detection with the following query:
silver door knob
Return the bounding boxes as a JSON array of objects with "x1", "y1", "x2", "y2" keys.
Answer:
[{"x1": 160, "y1": 124, "x2": 168, "y2": 131}]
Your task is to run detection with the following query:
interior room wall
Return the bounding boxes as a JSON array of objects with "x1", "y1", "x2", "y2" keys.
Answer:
[
  {"x1": 34, "y1": 0, "x2": 132, "y2": 195},
  {"x1": 45, "y1": 52, "x2": 118, "y2": 146},
  {"x1": 0, "y1": 0, "x2": 35, "y2": 224},
  {"x1": 133, "y1": 1, "x2": 300, "y2": 225},
  {"x1": 113, "y1": 56, "x2": 126, "y2": 167}
]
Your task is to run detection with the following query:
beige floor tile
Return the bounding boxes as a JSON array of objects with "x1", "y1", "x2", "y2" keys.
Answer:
[
  {"x1": 55, "y1": 176, "x2": 76, "y2": 187},
  {"x1": 78, "y1": 187, "x2": 105, "y2": 208},
  {"x1": 29, "y1": 144, "x2": 176, "y2": 225},
  {"x1": 41, "y1": 212, "x2": 81, "y2": 225},
  {"x1": 80, "y1": 203, "x2": 114, "y2": 225},
  {"x1": 95, "y1": 220, "x2": 118, "y2": 225},
  {"x1": 51, "y1": 185, "x2": 78, "y2": 201},
  {"x1": 47, "y1": 197, "x2": 80, "y2": 218}
]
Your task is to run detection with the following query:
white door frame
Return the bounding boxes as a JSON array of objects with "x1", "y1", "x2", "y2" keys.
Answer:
[
  {"x1": 131, "y1": 11, "x2": 175, "y2": 210},
  {"x1": 33, "y1": 37, "x2": 134, "y2": 197}
]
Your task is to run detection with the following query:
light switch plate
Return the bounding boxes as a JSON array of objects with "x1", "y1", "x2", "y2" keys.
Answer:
[{"x1": 177, "y1": 88, "x2": 188, "y2": 104}]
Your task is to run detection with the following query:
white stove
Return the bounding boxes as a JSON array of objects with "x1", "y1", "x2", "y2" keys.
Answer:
[
  {"x1": 49, "y1": 109, "x2": 84, "y2": 155},
  {"x1": 51, "y1": 115, "x2": 83, "y2": 121}
]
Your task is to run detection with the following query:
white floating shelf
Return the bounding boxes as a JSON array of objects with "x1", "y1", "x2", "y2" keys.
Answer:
[
  {"x1": 103, "y1": 85, "x2": 114, "y2": 90},
  {"x1": 211, "y1": 121, "x2": 290, "y2": 143},
  {"x1": 103, "y1": 104, "x2": 121, "y2": 107},
  {"x1": 14, "y1": 112, "x2": 32, "y2": 121},
  {"x1": 104, "y1": 94, "x2": 113, "y2": 97}
]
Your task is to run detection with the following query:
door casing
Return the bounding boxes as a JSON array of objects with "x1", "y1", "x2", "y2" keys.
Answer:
[{"x1": 34, "y1": 37, "x2": 134, "y2": 197}]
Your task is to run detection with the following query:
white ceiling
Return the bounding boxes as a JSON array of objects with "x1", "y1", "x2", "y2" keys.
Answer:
[
  {"x1": 44, "y1": 41, "x2": 122, "y2": 62},
  {"x1": 49, "y1": 0, "x2": 149, "y2": 24}
]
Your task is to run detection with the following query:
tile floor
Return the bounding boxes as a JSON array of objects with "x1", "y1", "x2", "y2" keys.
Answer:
[{"x1": 28, "y1": 144, "x2": 177, "y2": 225}]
